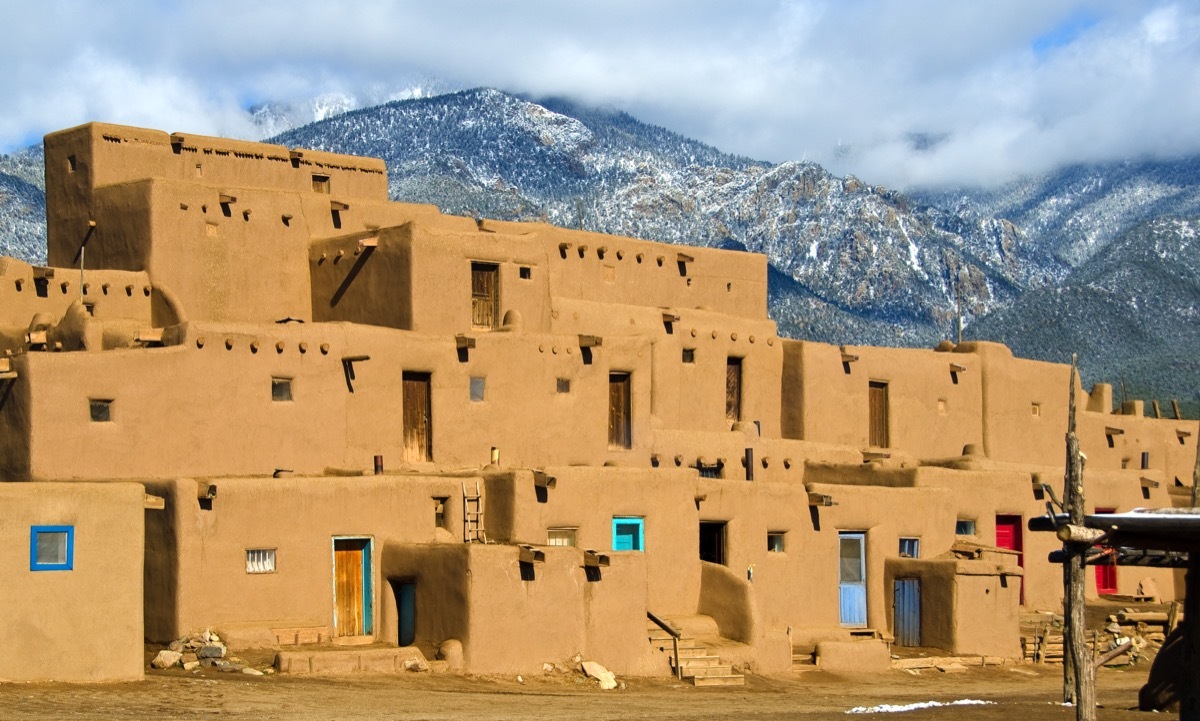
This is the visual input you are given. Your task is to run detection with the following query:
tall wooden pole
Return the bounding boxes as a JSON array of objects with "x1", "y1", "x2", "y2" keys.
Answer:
[
  {"x1": 1063, "y1": 356, "x2": 1096, "y2": 720},
  {"x1": 1190, "y1": 434, "x2": 1199, "y2": 508}
]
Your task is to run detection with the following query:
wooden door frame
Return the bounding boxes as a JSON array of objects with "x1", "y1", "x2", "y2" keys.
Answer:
[{"x1": 331, "y1": 536, "x2": 375, "y2": 637}]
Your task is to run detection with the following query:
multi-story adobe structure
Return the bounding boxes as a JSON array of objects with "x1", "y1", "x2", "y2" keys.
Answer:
[{"x1": 1, "y1": 122, "x2": 1197, "y2": 683}]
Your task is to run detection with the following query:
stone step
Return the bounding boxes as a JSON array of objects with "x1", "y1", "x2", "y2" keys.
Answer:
[
  {"x1": 683, "y1": 664, "x2": 736, "y2": 678},
  {"x1": 689, "y1": 673, "x2": 745, "y2": 687},
  {"x1": 673, "y1": 655, "x2": 722, "y2": 668},
  {"x1": 275, "y1": 647, "x2": 429, "y2": 675}
]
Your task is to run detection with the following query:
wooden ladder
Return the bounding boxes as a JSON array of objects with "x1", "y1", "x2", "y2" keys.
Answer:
[{"x1": 462, "y1": 481, "x2": 486, "y2": 543}]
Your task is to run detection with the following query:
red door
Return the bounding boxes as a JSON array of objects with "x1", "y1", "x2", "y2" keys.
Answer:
[
  {"x1": 995, "y1": 515, "x2": 1024, "y2": 605},
  {"x1": 1094, "y1": 508, "x2": 1118, "y2": 594}
]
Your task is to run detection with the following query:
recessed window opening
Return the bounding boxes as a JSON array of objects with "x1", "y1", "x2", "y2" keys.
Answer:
[
  {"x1": 89, "y1": 398, "x2": 113, "y2": 422},
  {"x1": 699, "y1": 521, "x2": 727, "y2": 565},
  {"x1": 83, "y1": 302, "x2": 95, "y2": 316},
  {"x1": 331, "y1": 209, "x2": 342, "y2": 229},
  {"x1": 677, "y1": 260, "x2": 688, "y2": 276},
  {"x1": 271, "y1": 377, "x2": 293, "y2": 402},
  {"x1": 30, "y1": 526, "x2": 74, "y2": 571},
  {"x1": 312, "y1": 174, "x2": 331, "y2": 193},
  {"x1": 1141, "y1": 451, "x2": 1150, "y2": 470},
  {"x1": 220, "y1": 202, "x2": 232, "y2": 217},
  {"x1": 433, "y1": 497, "x2": 449, "y2": 529},
  {"x1": 612, "y1": 516, "x2": 644, "y2": 551},
  {"x1": 34, "y1": 277, "x2": 48, "y2": 298},
  {"x1": 547, "y1": 528, "x2": 577, "y2": 547},
  {"x1": 469, "y1": 376, "x2": 486, "y2": 402},
  {"x1": 682, "y1": 348, "x2": 695, "y2": 364},
  {"x1": 246, "y1": 548, "x2": 277, "y2": 574},
  {"x1": 955, "y1": 519, "x2": 976, "y2": 536},
  {"x1": 556, "y1": 378, "x2": 571, "y2": 394},
  {"x1": 519, "y1": 266, "x2": 532, "y2": 280},
  {"x1": 67, "y1": 155, "x2": 77, "y2": 172},
  {"x1": 1032, "y1": 403, "x2": 1041, "y2": 417},
  {"x1": 899, "y1": 537, "x2": 920, "y2": 558},
  {"x1": 695, "y1": 461, "x2": 724, "y2": 479},
  {"x1": 767, "y1": 531, "x2": 786, "y2": 553}
]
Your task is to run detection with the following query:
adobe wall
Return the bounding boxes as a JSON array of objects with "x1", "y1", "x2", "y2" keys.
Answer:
[
  {"x1": 0, "y1": 482, "x2": 145, "y2": 682},
  {"x1": 0, "y1": 354, "x2": 31, "y2": 480},
  {"x1": 142, "y1": 474, "x2": 470, "y2": 643}
]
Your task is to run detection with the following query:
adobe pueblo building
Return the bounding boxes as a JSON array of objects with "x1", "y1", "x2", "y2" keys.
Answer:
[{"x1": 1, "y1": 122, "x2": 1197, "y2": 683}]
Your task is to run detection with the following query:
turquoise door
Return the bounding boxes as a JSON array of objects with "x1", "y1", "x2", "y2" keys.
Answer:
[
  {"x1": 397, "y1": 581, "x2": 416, "y2": 646},
  {"x1": 612, "y1": 517, "x2": 644, "y2": 551},
  {"x1": 839, "y1": 532, "x2": 867, "y2": 627}
]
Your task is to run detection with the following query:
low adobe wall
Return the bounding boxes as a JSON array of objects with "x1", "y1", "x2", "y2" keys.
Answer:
[{"x1": 0, "y1": 482, "x2": 145, "y2": 682}]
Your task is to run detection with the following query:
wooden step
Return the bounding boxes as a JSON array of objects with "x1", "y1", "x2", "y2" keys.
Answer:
[
  {"x1": 689, "y1": 673, "x2": 745, "y2": 687},
  {"x1": 683, "y1": 664, "x2": 736, "y2": 678},
  {"x1": 674, "y1": 655, "x2": 722, "y2": 668}
]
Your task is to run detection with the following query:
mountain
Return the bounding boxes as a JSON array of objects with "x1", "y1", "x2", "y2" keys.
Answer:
[
  {"x1": 968, "y1": 217, "x2": 1200, "y2": 418},
  {"x1": 271, "y1": 89, "x2": 1063, "y2": 347},
  {"x1": 0, "y1": 145, "x2": 46, "y2": 264},
  {"x1": 912, "y1": 157, "x2": 1200, "y2": 267}
]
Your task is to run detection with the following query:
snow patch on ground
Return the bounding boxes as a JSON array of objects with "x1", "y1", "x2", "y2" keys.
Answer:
[{"x1": 846, "y1": 699, "x2": 995, "y2": 714}]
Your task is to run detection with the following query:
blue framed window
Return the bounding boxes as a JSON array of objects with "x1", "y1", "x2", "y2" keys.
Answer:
[
  {"x1": 30, "y1": 525, "x2": 74, "y2": 571},
  {"x1": 612, "y1": 517, "x2": 644, "y2": 551}
]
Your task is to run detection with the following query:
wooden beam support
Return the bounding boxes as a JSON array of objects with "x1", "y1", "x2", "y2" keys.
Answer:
[
  {"x1": 518, "y1": 545, "x2": 545, "y2": 565},
  {"x1": 455, "y1": 335, "x2": 476, "y2": 350},
  {"x1": 807, "y1": 491, "x2": 835, "y2": 507},
  {"x1": 584, "y1": 550, "x2": 610, "y2": 568},
  {"x1": 143, "y1": 494, "x2": 166, "y2": 510}
]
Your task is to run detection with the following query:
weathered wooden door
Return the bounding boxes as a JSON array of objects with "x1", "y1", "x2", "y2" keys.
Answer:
[
  {"x1": 995, "y1": 515, "x2": 1024, "y2": 604},
  {"x1": 470, "y1": 262, "x2": 499, "y2": 329},
  {"x1": 868, "y1": 381, "x2": 889, "y2": 448},
  {"x1": 893, "y1": 578, "x2": 921, "y2": 647},
  {"x1": 839, "y1": 532, "x2": 867, "y2": 627},
  {"x1": 608, "y1": 373, "x2": 631, "y2": 449},
  {"x1": 403, "y1": 372, "x2": 432, "y2": 462},
  {"x1": 725, "y1": 357, "x2": 742, "y2": 422},
  {"x1": 333, "y1": 538, "x2": 373, "y2": 637}
]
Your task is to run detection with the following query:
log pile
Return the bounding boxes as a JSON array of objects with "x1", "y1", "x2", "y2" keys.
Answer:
[{"x1": 1022, "y1": 603, "x2": 1182, "y2": 667}]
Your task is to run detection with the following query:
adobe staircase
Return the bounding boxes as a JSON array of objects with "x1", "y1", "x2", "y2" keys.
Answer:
[{"x1": 646, "y1": 618, "x2": 745, "y2": 687}]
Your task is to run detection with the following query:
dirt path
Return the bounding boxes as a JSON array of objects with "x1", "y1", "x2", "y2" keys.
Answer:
[{"x1": 0, "y1": 665, "x2": 1156, "y2": 721}]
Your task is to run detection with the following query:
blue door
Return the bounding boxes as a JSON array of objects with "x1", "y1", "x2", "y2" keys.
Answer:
[
  {"x1": 397, "y1": 581, "x2": 416, "y2": 646},
  {"x1": 612, "y1": 517, "x2": 644, "y2": 551},
  {"x1": 839, "y1": 532, "x2": 867, "y2": 627},
  {"x1": 894, "y1": 578, "x2": 921, "y2": 646}
]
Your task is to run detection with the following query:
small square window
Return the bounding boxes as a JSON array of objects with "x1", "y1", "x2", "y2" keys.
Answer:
[
  {"x1": 246, "y1": 548, "x2": 277, "y2": 573},
  {"x1": 547, "y1": 528, "x2": 577, "y2": 547},
  {"x1": 955, "y1": 519, "x2": 976, "y2": 536},
  {"x1": 612, "y1": 517, "x2": 644, "y2": 551},
  {"x1": 433, "y1": 497, "x2": 449, "y2": 529},
  {"x1": 767, "y1": 531, "x2": 786, "y2": 553},
  {"x1": 470, "y1": 376, "x2": 486, "y2": 402},
  {"x1": 312, "y1": 174, "x2": 330, "y2": 193},
  {"x1": 519, "y1": 267, "x2": 532, "y2": 280},
  {"x1": 1141, "y1": 451, "x2": 1150, "y2": 470},
  {"x1": 682, "y1": 348, "x2": 696, "y2": 363},
  {"x1": 899, "y1": 537, "x2": 920, "y2": 558},
  {"x1": 90, "y1": 399, "x2": 112, "y2": 423},
  {"x1": 30, "y1": 526, "x2": 74, "y2": 571},
  {"x1": 556, "y1": 378, "x2": 571, "y2": 394},
  {"x1": 1031, "y1": 403, "x2": 1041, "y2": 417},
  {"x1": 83, "y1": 301, "x2": 95, "y2": 316},
  {"x1": 271, "y1": 377, "x2": 293, "y2": 402},
  {"x1": 67, "y1": 155, "x2": 77, "y2": 172}
]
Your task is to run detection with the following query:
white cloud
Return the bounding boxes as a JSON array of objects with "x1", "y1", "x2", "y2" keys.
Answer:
[{"x1": 2, "y1": 0, "x2": 1198, "y2": 189}]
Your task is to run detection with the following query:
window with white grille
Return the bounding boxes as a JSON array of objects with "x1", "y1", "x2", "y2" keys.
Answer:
[
  {"x1": 547, "y1": 528, "x2": 577, "y2": 547},
  {"x1": 246, "y1": 548, "x2": 277, "y2": 574}
]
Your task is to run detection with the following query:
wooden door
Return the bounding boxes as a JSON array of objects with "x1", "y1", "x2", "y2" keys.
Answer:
[
  {"x1": 471, "y1": 263, "x2": 499, "y2": 329},
  {"x1": 893, "y1": 578, "x2": 921, "y2": 647},
  {"x1": 725, "y1": 357, "x2": 742, "y2": 422},
  {"x1": 868, "y1": 381, "x2": 889, "y2": 448},
  {"x1": 839, "y1": 532, "x2": 867, "y2": 627},
  {"x1": 403, "y1": 372, "x2": 432, "y2": 462},
  {"x1": 1094, "y1": 508, "x2": 1118, "y2": 594},
  {"x1": 995, "y1": 515, "x2": 1025, "y2": 604},
  {"x1": 334, "y1": 538, "x2": 372, "y2": 636},
  {"x1": 608, "y1": 373, "x2": 632, "y2": 449}
]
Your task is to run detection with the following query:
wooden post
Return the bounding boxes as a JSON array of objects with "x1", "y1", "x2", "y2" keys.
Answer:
[
  {"x1": 1062, "y1": 356, "x2": 1096, "y2": 720},
  {"x1": 1183, "y1": 557, "x2": 1200, "y2": 718},
  {"x1": 1192, "y1": 437, "x2": 1200, "y2": 509}
]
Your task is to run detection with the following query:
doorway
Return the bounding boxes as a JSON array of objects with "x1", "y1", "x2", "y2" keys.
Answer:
[
  {"x1": 333, "y1": 537, "x2": 373, "y2": 637},
  {"x1": 393, "y1": 579, "x2": 416, "y2": 646},
  {"x1": 403, "y1": 372, "x2": 432, "y2": 462},
  {"x1": 868, "y1": 381, "x2": 889, "y2": 448},
  {"x1": 995, "y1": 515, "x2": 1025, "y2": 604},
  {"x1": 893, "y1": 578, "x2": 921, "y2": 647},
  {"x1": 699, "y1": 521, "x2": 727, "y2": 565},
  {"x1": 1094, "y1": 508, "x2": 1118, "y2": 594},
  {"x1": 839, "y1": 532, "x2": 867, "y2": 627}
]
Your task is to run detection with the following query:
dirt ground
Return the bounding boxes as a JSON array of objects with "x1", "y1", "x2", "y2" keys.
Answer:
[{"x1": 0, "y1": 663, "x2": 1160, "y2": 721}]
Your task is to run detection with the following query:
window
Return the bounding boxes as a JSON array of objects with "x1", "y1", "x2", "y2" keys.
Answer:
[
  {"x1": 470, "y1": 262, "x2": 499, "y2": 329},
  {"x1": 699, "y1": 521, "x2": 727, "y2": 565},
  {"x1": 898, "y1": 537, "x2": 920, "y2": 559},
  {"x1": 271, "y1": 377, "x2": 293, "y2": 402},
  {"x1": 469, "y1": 376, "x2": 486, "y2": 402},
  {"x1": 30, "y1": 526, "x2": 74, "y2": 571},
  {"x1": 433, "y1": 497, "x2": 449, "y2": 529},
  {"x1": 695, "y1": 461, "x2": 723, "y2": 479},
  {"x1": 612, "y1": 517, "x2": 644, "y2": 551},
  {"x1": 556, "y1": 378, "x2": 571, "y2": 394},
  {"x1": 89, "y1": 399, "x2": 113, "y2": 422},
  {"x1": 312, "y1": 174, "x2": 330, "y2": 193},
  {"x1": 682, "y1": 348, "x2": 695, "y2": 364},
  {"x1": 547, "y1": 528, "x2": 577, "y2": 547},
  {"x1": 767, "y1": 531, "x2": 786, "y2": 553},
  {"x1": 1031, "y1": 403, "x2": 1041, "y2": 417},
  {"x1": 246, "y1": 548, "x2": 277, "y2": 574},
  {"x1": 1141, "y1": 451, "x2": 1150, "y2": 470},
  {"x1": 955, "y1": 519, "x2": 976, "y2": 536},
  {"x1": 519, "y1": 266, "x2": 532, "y2": 280},
  {"x1": 67, "y1": 155, "x2": 77, "y2": 172},
  {"x1": 726, "y1": 357, "x2": 742, "y2": 421},
  {"x1": 608, "y1": 373, "x2": 632, "y2": 449}
]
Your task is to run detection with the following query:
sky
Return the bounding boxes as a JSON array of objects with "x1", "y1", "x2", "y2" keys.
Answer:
[{"x1": 3, "y1": 0, "x2": 1199, "y2": 189}]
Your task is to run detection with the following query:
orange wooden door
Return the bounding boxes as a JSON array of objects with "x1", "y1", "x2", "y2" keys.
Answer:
[
  {"x1": 725, "y1": 357, "x2": 742, "y2": 422},
  {"x1": 470, "y1": 263, "x2": 498, "y2": 329},
  {"x1": 869, "y1": 381, "x2": 889, "y2": 448},
  {"x1": 403, "y1": 372, "x2": 432, "y2": 462},
  {"x1": 608, "y1": 373, "x2": 631, "y2": 449},
  {"x1": 334, "y1": 539, "x2": 365, "y2": 636}
]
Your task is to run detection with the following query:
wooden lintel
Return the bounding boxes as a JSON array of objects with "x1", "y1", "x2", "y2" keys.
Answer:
[
  {"x1": 840, "y1": 353, "x2": 859, "y2": 363},
  {"x1": 358, "y1": 237, "x2": 379, "y2": 249},
  {"x1": 662, "y1": 311, "x2": 681, "y2": 323},
  {"x1": 330, "y1": 201, "x2": 350, "y2": 211},
  {"x1": 341, "y1": 354, "x2": 371, "y2": 363},
  {"x1": 169, "y1": 133, "x2": 185, "y2": 145},
  {"x1": 26, "y1": 330, "x2": 48, "y2": 346},
  {"x1": 33, "y1": 266, "x2": 55, "y2": 280},
  {"x1": 143, "y1": 494, "x2": 166, "y2": 510},
  {"x1": 950, "y1": 363, "x2": 968, "y2": 373},
  {"x1": 807, "y1": 492, "x2": 835, "y2": 507},
  {"x1": 136, "y1": 329, "x2": 164, "y2": 345},
  {"x1": 219, "y1": 194, "x2": 237, "y2": 204},
  {"x1": 1180, "y1": 430, "x2": 1194, "y2": 439},
  {"x1": 578, "y1": 334, "x2": 602, "y2": 348},
  {"x1": 676, "y1": 252, "x2": 694, "y2": 263},
  {"x1": 1141, "y1": 477, "x2": 1161, "y2": 489},
  {"x1": 533, "y1": 470, "x2": 556, "y2": 489},
  {"x1": 455, "y1": 335, "x2": 476, "y2": 350},
  {"x1": 1105, "y1": 427, "x2": 1126, "y2": 436}
]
